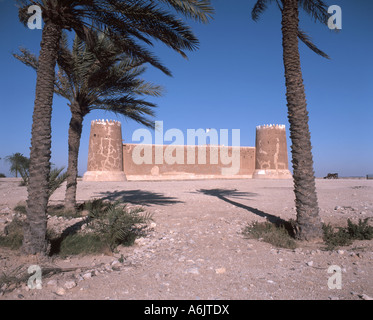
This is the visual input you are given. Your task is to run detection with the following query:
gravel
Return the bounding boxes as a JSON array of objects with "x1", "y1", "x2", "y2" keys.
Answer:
[{"x1": 0, "y1": 177, "x2": 372, "y2": 300}]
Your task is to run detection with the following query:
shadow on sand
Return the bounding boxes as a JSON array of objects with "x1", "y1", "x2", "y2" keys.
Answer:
[
  {"x1": 196, "y1": 188, "x2": 290, "y2": 226},
  {"x1": 96, "y1": 189, "x2": 184, "y2": 206}
]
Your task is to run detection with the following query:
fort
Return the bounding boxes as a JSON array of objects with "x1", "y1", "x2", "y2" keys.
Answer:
[{"x1": 82, "y1": 120, "x2": 292, "y2": 181}]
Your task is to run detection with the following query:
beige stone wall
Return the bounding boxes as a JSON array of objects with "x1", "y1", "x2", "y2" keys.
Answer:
[
  {"x1": 122, "y1": 144, "x2": 255, "y2": 180},
  {"x1": 83, "y1": 120, "x2": 292, "y2": 181}
]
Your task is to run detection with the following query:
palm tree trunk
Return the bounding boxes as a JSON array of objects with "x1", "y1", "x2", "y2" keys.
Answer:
[
  {"x1": 23, "y1": 21, "x2": 62, "y2": 255},
  {"x1": 64, "y1": 105, "x2": 84, "y2": 212},
  {"x1": 281, "y1": 0, "x2": 322, "y2": 241}
]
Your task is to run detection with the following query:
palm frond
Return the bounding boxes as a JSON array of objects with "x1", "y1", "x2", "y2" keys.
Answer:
[
  {"x1": 159, "y1": 0, "x2": 214, "y2": 23},
  {"x1": 87, "y1": 1, "x2": 200, "y2": 56},
  {"x1": 251, "y1": 0, "x2": 331, "y2": 59},
  {"x1": 12, "y1": 47, "x2": 39, "y2": 70},
  {"x1": 55, "y1": 68, "x2": 75, "y2": 101},
  {"x1": 298, "y1": 0, "x2": 330, "y2": 25},
  {"x1": 94, "y1": 96, "x2": 157, "y2": 129},
  {"x1": 16, "y1": 0, "x2": 212, "y2": 75},
  {"x1": 298, "y1": 28, "x2": 330, "y2": 59},
  {"x1": 62, "y1": 30, "x2": 161, "y2": 128},
  {"x1": 252, "y1": 0, "x2": 273, "y2": 21},
  {"x1": 132, "y1": 81, "x2": 164, "y2": 97},
  {"x1": 16, "y1": 1, "x2": 32, "y2": 28},
  {"x1": 47, "y1": 166, "x2": 68, "y2": 200}
]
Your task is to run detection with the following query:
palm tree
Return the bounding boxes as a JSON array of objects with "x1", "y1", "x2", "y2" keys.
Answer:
[
  {"x1": 14, "y1": 31, "x2": 163, "y2": 212},
  {"x1": 5, "y1": 152, "x2": 29, "y2": 178},
  {"x1": 16, "y1": 0, "x2": 214, "y2": 254},
  {"x1": 251, "y1": 0, "x2": 331, "y2": 240}
]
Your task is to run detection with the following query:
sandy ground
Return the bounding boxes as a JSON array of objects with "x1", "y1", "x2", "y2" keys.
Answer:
[{"x1": 0, "y1": 177, "x2": 372, "y2": 300}]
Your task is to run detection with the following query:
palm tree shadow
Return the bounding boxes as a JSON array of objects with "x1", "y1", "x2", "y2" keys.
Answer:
[
  {"x1": 96, "y1": 189, "x2": 183, "y2": 206},
  {"x1": 197, "y1": 188, "x2": 290, "y2": 227}
]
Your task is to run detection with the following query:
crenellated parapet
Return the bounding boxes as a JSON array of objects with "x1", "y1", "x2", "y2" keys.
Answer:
[
  {"x1": 256, "y1": 124, "x2": 286, "y2": 130},
  {"x1": 91, "y1": 119, "x2": 122, "y2": 126}
]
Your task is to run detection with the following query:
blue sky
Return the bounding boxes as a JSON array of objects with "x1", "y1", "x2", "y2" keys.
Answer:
[{"x1": 0, "y1": 0, "x2": 372, "y2": 178}]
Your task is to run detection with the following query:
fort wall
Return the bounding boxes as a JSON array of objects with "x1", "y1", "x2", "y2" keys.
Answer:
[
  {"x1": 83, "y1": 120, "x2": 292, "y2": 181},
  {"x1": 122, "y1": 144, "x2": 255, "y2": 180}
]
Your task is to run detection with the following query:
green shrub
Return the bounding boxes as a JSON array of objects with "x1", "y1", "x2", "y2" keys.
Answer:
[
  {"x1": 83, "y1": 198, "x2": 112, "y2": 213},
  {"x1": 347, "y1": 218, "x2": 373, "y2": 240},
  {"x1": 58, "y1": 233, "x2": 107, "y2": 256},
  {"x1": 322, "y1": 218, "x2": 373, "y2": 250},
  {"x1": 243, "y1": 220, "x2": 297, "y2": 249},
  {"x1": 322, "y1": 223, "x2": 352, "y2": 250},
  {"x1": 13, "y1": 204, "x2": 26, "y2": 215},
  {"x1": 0, "y1": 173, "x2": 6, "y2": 178},
  {"x1": 0, "y1": 218, "x2": 24, "y2": 250},
  {"x1": 86, "y1": 200, "x2": 153, "y2": 251}
]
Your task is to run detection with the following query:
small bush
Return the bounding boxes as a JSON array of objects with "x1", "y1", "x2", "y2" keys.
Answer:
[
  {"x1": 86, "y1": 200, "x2": 153, "y2": 251},
  {"x1": 13, "y1": 204, "x2": 26, "y2": 215},
  {"x1": 243, "y1": 220, "x2": 297, "y2": 249},
  {"x1": 323, "y1": 218, "x2": 373, "y2": 250},
  {"x1": 322, "y1": 223, "x2": 352, "y2": 250},
  {"x1": 347, "y1": 218, "x2": 373, "y2": 240},
  {"x1": 0, "y1": 218, "x2": 24, "y2": 250},
  {"x1": 83, "y1": 198, "x2": 112, "y2": 213},
  {"x1": 0, "y1": 173, "x2": 6, "y2": 178},
  {"x1": 58, "y1": 233, "x2": 108, "y2": 256}
]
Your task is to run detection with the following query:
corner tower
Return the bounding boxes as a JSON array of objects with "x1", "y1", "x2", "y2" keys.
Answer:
[
  {"x1": 253, "y1": 124, "x2": 292, "y2": 179},
  {"x1": 82, "y1": 119, "x2": 127, "y2": 181}
]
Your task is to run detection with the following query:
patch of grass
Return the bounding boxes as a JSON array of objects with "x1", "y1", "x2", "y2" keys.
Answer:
[
  {"x1": 58, "y1": 233, "x2": 108, "y2": 256},
  {"x1": 243, "y1": 220, "x2": 297, "y2": 249},
  {"x1": 13, "y1": 204, "x2": 26, "y2": 215},
  {"x1": 0, "y1": 218, "x2": 23, "y2": 250},
  {"x1": 322, "y1": 218, "x2": 373, "y2": 250}
]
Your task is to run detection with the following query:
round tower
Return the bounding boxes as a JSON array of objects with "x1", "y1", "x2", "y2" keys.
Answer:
[
  {"x1": 253, "y1": 124, "x2": 292, "y2": 179},
  {"x1": 83, "y1": 119, "x2": 126, "y2": 181}
]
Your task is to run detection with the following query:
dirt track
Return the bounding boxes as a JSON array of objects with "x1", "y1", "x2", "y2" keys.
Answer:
[{"x1": 0, "y1": 177, "x2": 372, "y2": 300}]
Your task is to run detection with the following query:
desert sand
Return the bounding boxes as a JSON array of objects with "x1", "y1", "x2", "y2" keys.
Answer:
[{"x1": 0, "y1": 177, "x2": 372, "y2": 300}]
